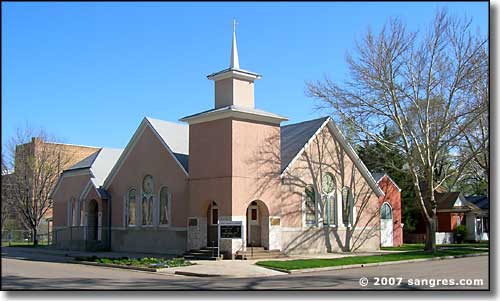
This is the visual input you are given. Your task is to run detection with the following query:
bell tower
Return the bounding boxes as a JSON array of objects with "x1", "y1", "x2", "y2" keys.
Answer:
[
  {"x1": 207, "y1": 20, "x2": 261, "y2": 109},
  {"x1": 182, "y1": 21, "x2": 287, "y2": 256}
]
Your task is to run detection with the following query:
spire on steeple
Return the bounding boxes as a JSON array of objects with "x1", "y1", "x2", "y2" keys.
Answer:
[
  {"x1": 230, "y1": 20, "x2": 240, "y2": 69},
  {"x1": 206, "y1": 20, "x2": 261, "y2": 109}
]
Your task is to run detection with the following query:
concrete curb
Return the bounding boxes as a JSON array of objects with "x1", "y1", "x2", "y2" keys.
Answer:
[
  {"x1": 262, "y1": 252, "x2": 489, "y2": 274},
  {"x1": 174, "y1": 271, "x2": 221, "y2": 277}
]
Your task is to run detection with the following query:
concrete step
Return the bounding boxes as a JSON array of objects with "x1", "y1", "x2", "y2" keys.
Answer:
[
  {"x1": 183, "y1": 255, "x2": 220, "y2": 261},
  {"x1": 235, "y1": 249, "x2": 286, "y2": 260},
  {"x1": 240, "y1": 249, "x2": 281, "y2": 253},
  {"x1": 183, "y1": 247, "x2": 220, "y2": 260}
]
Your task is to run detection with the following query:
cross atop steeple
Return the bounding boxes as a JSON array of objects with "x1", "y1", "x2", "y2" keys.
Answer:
[{"x1": 230, "y1": 19, "x2": 240, "y2": 69}]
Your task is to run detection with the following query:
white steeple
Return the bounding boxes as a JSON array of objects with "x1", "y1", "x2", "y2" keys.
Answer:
[
  {"x1": 206, "y1": 20, "x2": 261, "y2": 109},
  {"x1": 230, "y1": 20, "x2": 240, "y2": 69}
]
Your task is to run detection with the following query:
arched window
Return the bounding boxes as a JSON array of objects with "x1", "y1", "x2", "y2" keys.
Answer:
[
  {"x1": 381, "y1": 203, "x2": 392, "y2": 220},
  {"x1": 159, "y1": 186, "x2": 170, "y2": 225},
  {"x1": 127, "y1": 189, "x2": 137, "y2": 226},
  {"x1": 304, "y1": 185, "x2": 317, "y2": 225},
  {"x1": 342, "y1": 187, "x2": 355, "y2": 226},
  {"x1": 142, "y1": 175, "x2": 154, "y2": 225},
  {"x1": 322, "y1": 173, "x2": 337, "y2": 226}
]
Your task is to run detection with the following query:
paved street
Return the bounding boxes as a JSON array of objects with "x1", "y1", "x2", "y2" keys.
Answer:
[{"x1": 1, "y1": 248, "x2": 489, "y2": 290}]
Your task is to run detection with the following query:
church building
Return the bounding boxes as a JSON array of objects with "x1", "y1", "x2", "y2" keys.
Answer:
[{"x1": 52, "y1": 29, "x2": 387, "y2": 257}]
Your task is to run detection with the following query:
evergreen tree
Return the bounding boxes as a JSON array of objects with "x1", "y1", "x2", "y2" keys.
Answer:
[{"x1": 356, "y1": 127, "x2": 421, "y2": 233}]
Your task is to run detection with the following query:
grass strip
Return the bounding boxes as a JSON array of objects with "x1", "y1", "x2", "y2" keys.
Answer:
[
  {"x1": 256, "y1": 248, "x2": 488, "y2": 271},
  {"x1": 381, "y1": 242, "x2": 489, "y2": 251}
]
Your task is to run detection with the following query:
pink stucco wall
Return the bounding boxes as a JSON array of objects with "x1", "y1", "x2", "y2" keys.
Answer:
[
  {"x1": 280, "y1": 125, "x2": 381, "y2": 252},
  {"x1": 107, "y1": 125, "x2": 189, "y2": 228},
  {"x1": 188, "y1": 118, "x2": 233, "y2": 217},
  {"x1": 231, "y1": 119, "x2": 282, "y2": 217},
  {"x1": 52, "y1": 173, "x2": 92, "y2": 227}
]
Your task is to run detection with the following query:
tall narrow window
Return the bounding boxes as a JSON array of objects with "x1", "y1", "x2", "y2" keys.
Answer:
[
  {"x1": 305, "y1": 185, "x2": 316, "y2": 225},
  {"x1": 159, "y1": 187, "x2": 169, "y2": 225},
  {"x1": 127, "y1": 189, "x2": 136, "y2": 226},
  {"x1": 142, "y1": 197, "x2": 148, "y2": 225},
  {"x1": 72, "y1": 199, "x2": 78, "y2": 226},
  {"x1": 142, "y1": 175, "x2": 154, "y2": 225},
  {"x1": 322, "y1": 173, "x2": 336, "y2": 226},
  {"x1": 342, "y1": 187, "x2": 355, "y2": 226}
]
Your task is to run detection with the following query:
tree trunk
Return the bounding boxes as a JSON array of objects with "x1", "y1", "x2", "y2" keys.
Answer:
[
  {"x1": 33, "y1": 227, "x2": 38, "y2": 247},
  {"x1": 424, "y1": 217, "x2": 436, "y2": 252}
]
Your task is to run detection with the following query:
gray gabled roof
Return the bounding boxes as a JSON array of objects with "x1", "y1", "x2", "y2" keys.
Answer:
[
  {"x1": 280, "y1": 116, "x2": 330, "y2": 172},
  {"x1": 146, "y1": 117, "x2": 189, "y2": 155},
  {"x1": 145, "y1": 117, "x2": 189, "y2": 172},
  {"x1": 66, "y1": 148, "x2": 123, "y2": 187},
  {"x1": 371, "y1": 172, "x2": 386, "y2": 183}
]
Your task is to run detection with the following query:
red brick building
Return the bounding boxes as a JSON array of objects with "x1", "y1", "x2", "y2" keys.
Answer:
[{"x1": 373, "y1": 173, "x2": 403, "y2": 247}]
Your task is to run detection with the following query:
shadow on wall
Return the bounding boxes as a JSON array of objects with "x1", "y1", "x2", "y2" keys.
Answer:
[{"x1": 247, "y1": 124, "x2": 380, "y2": 253}]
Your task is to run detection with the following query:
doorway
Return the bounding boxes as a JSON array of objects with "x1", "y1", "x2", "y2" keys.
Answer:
[
  {"x1": 246, "y1": 200, "x2": 270, "y2": 248},
  {"x1": 207, "y1": 201, "x2": 218, "y2": 247},
  {"x1": 87, "y1": 199, "x2": 98, "y2": 241},
  {"x1": 380, "y1": 202, "x2": 393, "y2": 247}
]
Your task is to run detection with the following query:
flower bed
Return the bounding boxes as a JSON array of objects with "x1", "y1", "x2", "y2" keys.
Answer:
[{"x1": 74, "y1": 256, "x2": 192, "y2": 269}]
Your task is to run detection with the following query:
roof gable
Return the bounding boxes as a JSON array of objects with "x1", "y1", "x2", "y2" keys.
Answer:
[
  {"x1": 372, "y1": 172, "x2": 402, "y2": 192},
  {"x1": 103, "y1": 117, "x2": 189, "y2": 189},
  {"x1": 52, "y1": 148, "x2": 122, "y2": 198}
]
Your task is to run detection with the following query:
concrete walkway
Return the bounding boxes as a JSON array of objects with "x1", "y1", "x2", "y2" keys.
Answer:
[{"x1": 166, "y1": 251, "x2": 403, "y2": 278}]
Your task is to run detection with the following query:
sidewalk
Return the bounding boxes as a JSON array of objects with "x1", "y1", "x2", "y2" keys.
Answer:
[{"x1": 2, "y1": 246, "x2": 405, "y2": 278}]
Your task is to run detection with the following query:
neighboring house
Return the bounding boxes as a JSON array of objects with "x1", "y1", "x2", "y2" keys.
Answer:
[
  {"x1": 465, "y1": 195, "x2": 489, "y2": 241},
  {"x1": 2, "y1": 138, "x2": 99, "y2": 235},
  {"x1": 52, "y1": 31, "x2": 385, "y2": 257},
  {"x1": 372, "y1": 173, "x2": 403, "y2": 247},
  {"x1": 409, "y1": 192, "x2": 487, "y2": 244}
]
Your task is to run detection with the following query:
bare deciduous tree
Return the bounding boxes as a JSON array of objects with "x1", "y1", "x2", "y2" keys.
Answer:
[
  {"x1": 306, "y1": 10, "x2": 488, "y2": 252},
  {"x1": 455, "y1": 45, "x2": 489, "y2": 193},
  {"x1": 4, "y1": 127, "x2": 73, "y2": 246}
]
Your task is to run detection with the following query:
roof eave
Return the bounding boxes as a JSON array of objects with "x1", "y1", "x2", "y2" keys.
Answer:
[{"x1": 180, "y1": 107, "x2": 288, "y2": 125}]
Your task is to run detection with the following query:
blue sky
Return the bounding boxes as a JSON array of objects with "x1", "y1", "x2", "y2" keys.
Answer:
[{"x1": 2, "y1": 2, "x2": 488, "y2": 149}]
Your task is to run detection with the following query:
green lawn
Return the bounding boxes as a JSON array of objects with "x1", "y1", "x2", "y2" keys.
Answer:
[
  {"x1": 256, "y1": 248, "x2": 488, "y2": 271},
  {"x1": 381, "y1": 242, "x2": 489, "y2": 251}
]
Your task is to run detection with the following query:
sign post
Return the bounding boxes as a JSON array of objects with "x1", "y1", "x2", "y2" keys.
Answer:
[{"x1": 218, "y1": 221, "x2": 243, "y2": 259}]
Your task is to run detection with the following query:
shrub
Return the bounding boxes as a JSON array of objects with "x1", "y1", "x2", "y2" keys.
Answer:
[{"x1": 454, "y1": 225, "x2": 468, "y2": 243}]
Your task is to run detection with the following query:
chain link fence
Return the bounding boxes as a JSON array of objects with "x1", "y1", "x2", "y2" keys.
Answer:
[
  {"x1": 2, "y1": 226, "x2": 110, "y2": 250},
  {"x1": 1, "y1": 229, "x2": 52, "y2": 246}
]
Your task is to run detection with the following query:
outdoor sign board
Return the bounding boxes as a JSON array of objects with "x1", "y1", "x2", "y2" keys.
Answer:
[{"x1": 218, "y1": 221, "x2": 243, "y2": 240}]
